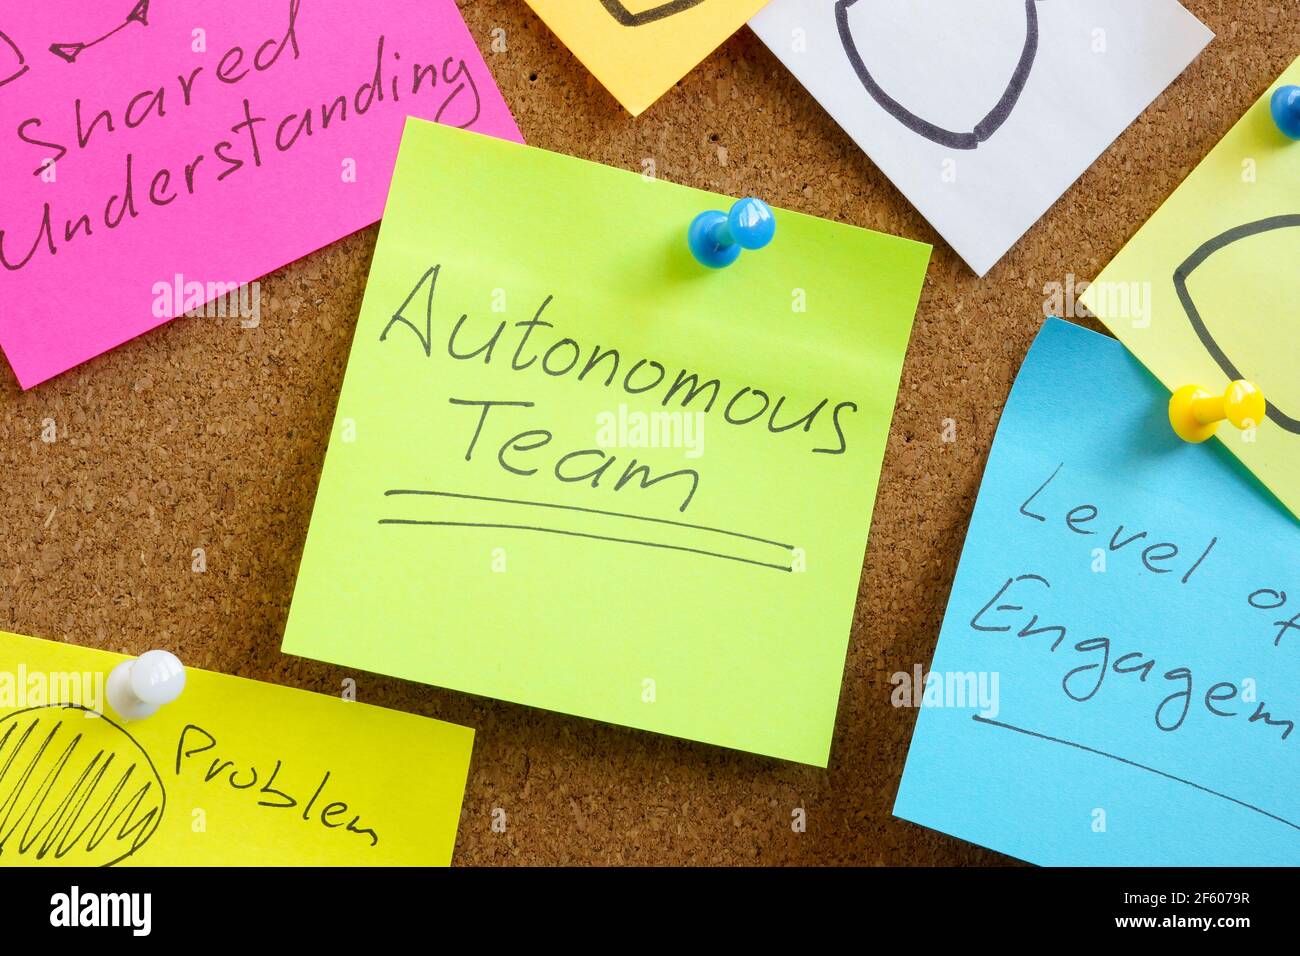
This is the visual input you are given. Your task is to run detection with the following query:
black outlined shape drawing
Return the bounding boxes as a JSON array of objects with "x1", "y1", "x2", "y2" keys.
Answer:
[
  {"x1": 835, "y1": 0, "x2": 1042, "y2": 150},
  {"x1": 600, "y1": 0, "x2": 705, "y2": 27},
  {"x1": 0, "y1": 28, "x2": 27, "y2": 87},
  {"x1": 49, "y1": 0, "x2": 150, "y2": 64},
  {"x1": 0, "y1": 703, "x2": 166, "y2": 866},
  {"x1": 1173, "y1": 214, "x2": 1300, "y2": 435}
]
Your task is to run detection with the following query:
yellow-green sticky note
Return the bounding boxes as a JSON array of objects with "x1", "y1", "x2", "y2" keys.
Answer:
[
  {"x1": 283, "y1": 119, "x2": 931, "y2": 766},
  {"x1": 0, "y1": 631, "x2": 473, "y2": 866},
  {"x1": 1081, "y1": 56, "x2": 1300, "y2": 519}
]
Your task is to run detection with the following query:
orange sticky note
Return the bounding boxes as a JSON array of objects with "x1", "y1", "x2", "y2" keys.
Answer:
[{"x1": 523, "y1": 0, "x2": 770, "y2": 115}]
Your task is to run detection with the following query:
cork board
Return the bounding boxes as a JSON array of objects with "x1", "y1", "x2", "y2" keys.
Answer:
[{"x1": 1, "y1": 0, "x2": 1295, "y2": 865}]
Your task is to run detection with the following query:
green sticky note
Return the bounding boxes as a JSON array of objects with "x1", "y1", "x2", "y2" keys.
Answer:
[{"x1": 283, "y1": 119, "x2": 930, "y2": 765}]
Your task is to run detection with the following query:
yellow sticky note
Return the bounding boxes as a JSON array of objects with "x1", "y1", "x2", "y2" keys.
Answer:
[
  {"x1": 523, "y1": 0, "x2": 770, "y2": 115},
  {"x1": 1081, "y1": 56, "x2": 1300, "y2": 518},
  {"x1": 0, "y1": 631, "x2": 474, "y2": 866}
]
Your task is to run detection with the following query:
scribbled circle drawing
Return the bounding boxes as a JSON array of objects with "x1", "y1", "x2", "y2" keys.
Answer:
[
  {"x1": 600, "y1": 0, "x2": 705, "y2": 27},
  {"x1": 0, "y1": 28, "x2": 28, "y2": 88},
  {"x1": 1173, "y1": 214, "x2": 1300, "y2": 435},
  {"x1": 835, "y1": 0, "x2": 1042, "y2": 150},
  {"x1": 0, "y1": 704, "x2": 166, "y2": 867}
]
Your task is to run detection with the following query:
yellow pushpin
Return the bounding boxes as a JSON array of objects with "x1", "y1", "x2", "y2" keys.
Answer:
[{"x1": 1168, "y1": 380, "x2": 1266, "y2": 443}]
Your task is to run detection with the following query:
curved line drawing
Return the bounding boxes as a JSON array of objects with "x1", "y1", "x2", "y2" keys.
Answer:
[
  {"x1": 835, "y1": 0, "x2": 1042, "y2": 150},
  {"x1": 49, "y1": 0, "x2": 150, "y2": 64},
  {"x1": 974, "y1": 715, "x2": 1300, "y2": 834},
  {"x1": 0, "y1": 703, "x2": 167, "y2": 867},
  {"x1": 0, "y1": 28, "x2": 28, "y2": 88},
  {"x1": 600, "y1": 0, "x2": 705, "y2": 27},
  {"x1": 1172, "y1": 214, "x2": 1300, "y2": 435}
]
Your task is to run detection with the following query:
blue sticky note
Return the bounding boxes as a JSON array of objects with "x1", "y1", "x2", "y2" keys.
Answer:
[{"x1": 894, "y1": 318, "x2": 1300, "y2": 865}]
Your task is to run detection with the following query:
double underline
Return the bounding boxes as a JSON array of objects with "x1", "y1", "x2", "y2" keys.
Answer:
[{"x1": 378, "y1": 488, "x2": 796, "y2": 572}]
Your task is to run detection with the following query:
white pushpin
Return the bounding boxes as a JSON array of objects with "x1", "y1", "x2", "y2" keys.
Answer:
[{"x1": 106, "y1": 649, "x2": 186, "y2": 720}]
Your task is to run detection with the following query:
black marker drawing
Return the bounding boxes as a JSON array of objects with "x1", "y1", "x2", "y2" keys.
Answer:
[
  {"x1": 0, "y1": 704, "x2": 166, "y2": 866},
  {"x1": 381, "y1": 488, "x2": 797, "y2": 572},
  {"x1": 49, "y1": 0, "x2": 150, "y2": 64},
  {"x1": 836, "y1": 0, "x2": 1042, "y2": 150},
  {"x1": 176, "y1": 724, "x2": 380, "y2": 847},
  {"x1": 600, "y1": 0, "x2": 704, "y2": 27},
  {"x1": 0, "y1": 28, "x2": 28, "y2": 87},
  {"x1": 974, "y1": 715, "x2": 1300, "y2": 834},
  {"x1": 1173, "y1": 214, "x2": 1300, "y2": 435}
]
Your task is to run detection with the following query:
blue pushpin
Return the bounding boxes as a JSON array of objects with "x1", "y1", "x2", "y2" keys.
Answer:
[
  {"x1": 688, "y1": 197, "x2": 776, "y2": 268},
  {"x1": 1271, "y1": 85, "x2": 1300, "y2": 140}
]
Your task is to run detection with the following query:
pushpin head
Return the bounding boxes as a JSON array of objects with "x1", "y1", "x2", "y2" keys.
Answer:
[
  {"x1": 106, "y1": 649, "x2": 186, "y2": 720},
  {"x1": 1168, "y1": 380, "x2": 1265, "y2": 443},
  {"x1": 1223, "y1": 379, "x2": 1266, "y2": 429},
  {"x1": 1271, "y1": 85, "x2": 1300, "y2": 140},
  {"x1": 726, "y1": 197, "x2": 776, "y2": 250},
  {"x1": 688, "y1": 197, "x2": 775, "y2": 268}
]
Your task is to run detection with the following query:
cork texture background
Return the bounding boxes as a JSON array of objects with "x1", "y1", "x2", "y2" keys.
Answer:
[{"x1": 1, "y1": 1, "x2": 1295, "y2": 865}]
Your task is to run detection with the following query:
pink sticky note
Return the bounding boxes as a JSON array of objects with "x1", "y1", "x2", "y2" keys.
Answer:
[{"x1": 0, "y1": 0, "x2": 521, "y2": 388}]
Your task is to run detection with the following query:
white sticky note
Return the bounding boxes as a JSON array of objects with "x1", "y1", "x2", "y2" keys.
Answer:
[{"x1": 750, "y1": 0, "x2": 1212, "y2": 275}]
